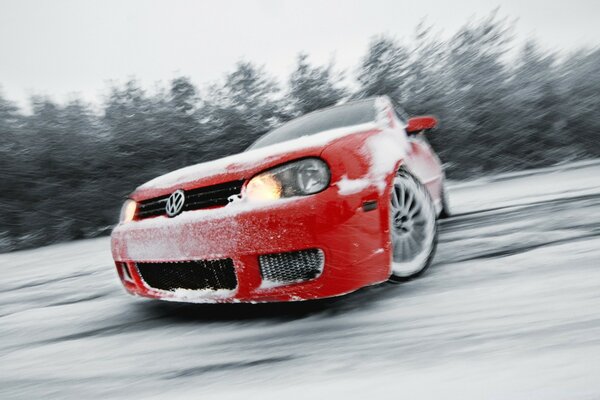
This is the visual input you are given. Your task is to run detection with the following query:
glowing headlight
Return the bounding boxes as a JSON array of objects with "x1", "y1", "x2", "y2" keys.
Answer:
[
  {"x1": 119, "y1": 199, "x2": 137, "y2": 223},
  {"x1": 245, "y1": 174, "x2": 282, "y2": 201},
  {"x1": 246, "y1": 158, "x2": 330, "y2": 201}
]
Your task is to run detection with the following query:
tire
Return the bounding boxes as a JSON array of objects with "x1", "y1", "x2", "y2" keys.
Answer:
[
  {"x1": 388, "y1": 169, "x2": 438, "y2": 282},
  {"x1": 438, "y1": 183, "x2": 451, "y2": 219}
]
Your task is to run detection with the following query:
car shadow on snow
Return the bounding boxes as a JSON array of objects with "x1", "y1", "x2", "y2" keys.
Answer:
[{"x1": 132, "y1": 282, "x2": 404, "y2": 323}]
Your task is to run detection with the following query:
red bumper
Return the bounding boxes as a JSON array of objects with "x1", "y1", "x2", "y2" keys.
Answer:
[{"x1": 111, "y1": 186, "x2": 392, "y2": 303}]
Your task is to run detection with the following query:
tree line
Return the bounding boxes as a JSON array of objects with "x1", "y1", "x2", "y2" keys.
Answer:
[{"x1": 1, "y1": 13, "x2": 599, "y2": 252}]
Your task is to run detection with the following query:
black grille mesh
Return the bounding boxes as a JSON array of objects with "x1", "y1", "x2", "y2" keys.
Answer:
[
  {"x1": 136, "y1": 180, "x2": 244, "y2": 220},
  {"x1": 136, "y1": 259, "x2": 237, "y2": 291},
  {"x1": 259, "y1": 249, "x2": 324, "y2": 285}
]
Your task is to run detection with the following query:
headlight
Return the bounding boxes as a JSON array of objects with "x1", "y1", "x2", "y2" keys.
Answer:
[
  {"x1": 119, "y1": 199, "x2": 137, "y2": 223},
  {"x1": 246, "y1": 158, "x2": 330, "y2": 201}
]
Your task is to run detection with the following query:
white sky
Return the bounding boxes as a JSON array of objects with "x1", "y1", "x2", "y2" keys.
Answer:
[{"x1": 1, "y1": 0, "x2": 598, "y2": 110}]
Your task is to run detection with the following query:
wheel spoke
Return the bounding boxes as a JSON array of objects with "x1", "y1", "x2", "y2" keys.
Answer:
[
  {"x1": 406, "y1": 236, "x2": 417, "y2": 256},
  {"x1": 391, "y1": 186, "x2": 400, "y2": 208},
  {"x1": 401, "y1": 238, "x2": 409, "y2": 260},
  {"x1": 409, "y1": 203, "x2": 421, "y2": 217},
  {"x1": 411, "y1": 228, "x2": 424, "y2": 242},
  {"x1": 413, "y1": 217, "x2": 426, "y2": 226},
  {"x1": 398, "y1": 184, "x2": 405, "y2": 209},
  {"x1": 393, "y1": 238, "x2": 402, "y2": 260},
  {"x1": 395, "y1": 238, "x2": 402, "y2": 261},
  {"x1": 405, "y1": 189, "x2": 414, "y2": 213},
  {"x1": 408, "y1": 235, "x2": 421, "y2": 254}
]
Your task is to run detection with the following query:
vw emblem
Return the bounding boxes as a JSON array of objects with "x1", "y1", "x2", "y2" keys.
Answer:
[{"x1": 165, "y1": 189, "x2": 185, "y2": 217}]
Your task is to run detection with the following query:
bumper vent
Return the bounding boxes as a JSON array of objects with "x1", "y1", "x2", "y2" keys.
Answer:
[
  {"x1": 116, "y1": 262, "x2": 134, "y2": 282},
  {"x1": 136, "y1": 180, "x2": 244, "y2": 220},
  {"x1": 259, "y1": 249, "x2": 324, "y2": 285},
  {"x1": 136, "y1": 259, "x2": 237, "y2": 291}
]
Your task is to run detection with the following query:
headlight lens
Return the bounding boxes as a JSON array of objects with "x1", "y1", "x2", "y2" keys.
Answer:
[
  {"x1": 246, "y1": 158, "x2": 330, "y2": 201},
  {"x1": 119, "y1": 199, "x2": 137, "y2": 223}
]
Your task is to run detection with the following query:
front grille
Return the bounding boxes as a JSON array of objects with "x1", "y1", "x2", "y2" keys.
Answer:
[
  {"x1": 259, "y1": 249, "x2": 324, "y2": 285},
  {"x1": 136, "y1": 259, "x2": 237, "y2": 291},
  {"x1": 136, "y1": 180, "x2": 244, "y2": 220}
]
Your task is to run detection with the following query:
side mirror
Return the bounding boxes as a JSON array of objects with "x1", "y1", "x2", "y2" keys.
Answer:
[{"x1": 406, "y1": 116, "x2": 437, "y2": 134}]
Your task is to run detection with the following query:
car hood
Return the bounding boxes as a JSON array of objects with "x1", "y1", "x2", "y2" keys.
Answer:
[{"x1": 132, "y1": 122, "x2": 380, "y2": 201}]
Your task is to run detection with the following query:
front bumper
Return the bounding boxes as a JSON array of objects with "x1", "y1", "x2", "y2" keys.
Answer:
[{"x1": 111, "y1": 187, "x2": 391, "y2": 303}]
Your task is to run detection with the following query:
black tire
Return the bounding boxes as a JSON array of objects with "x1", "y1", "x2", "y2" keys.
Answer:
[
  {"x1": 388, "y1": 169, "x2": 439, "y2": 283},
  {"x1": 438, "y1": 183, "x2": 451, "y2": 219}
]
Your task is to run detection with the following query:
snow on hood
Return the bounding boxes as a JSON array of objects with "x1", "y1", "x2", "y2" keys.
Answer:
[{"x1": 137, "y1": 121, "x2": 380, "y2": 191}]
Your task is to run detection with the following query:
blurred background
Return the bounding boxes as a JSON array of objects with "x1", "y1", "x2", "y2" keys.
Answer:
[
  {"x1": 2, "y1": 2, "x2": 600, "y2": 399},
  {"x1": 1, "y1": 0, "x2": 599, "y2": 253}
]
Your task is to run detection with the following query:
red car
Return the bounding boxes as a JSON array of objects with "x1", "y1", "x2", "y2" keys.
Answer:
[{"x1": 111, "y1": 96, "x2": 449, "y2": 303}]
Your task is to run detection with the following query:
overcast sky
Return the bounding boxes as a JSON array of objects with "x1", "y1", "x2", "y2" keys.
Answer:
[{"x1": 1, "y1": 0, "x2": 598, "y2": 109}]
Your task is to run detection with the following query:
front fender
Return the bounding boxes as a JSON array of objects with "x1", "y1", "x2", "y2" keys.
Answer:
[{"x1": 320, "y1": 128, "x2": 408, "y2": 275}]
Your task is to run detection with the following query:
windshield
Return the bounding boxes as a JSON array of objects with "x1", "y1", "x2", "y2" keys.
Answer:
[{"x1": 247, "y1": 98, "x2": 376, "y2": 150}]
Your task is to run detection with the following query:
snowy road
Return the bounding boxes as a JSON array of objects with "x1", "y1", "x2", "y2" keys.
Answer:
[{"x1": 2, "y1": 162, "x2": 600, "y2": 399}]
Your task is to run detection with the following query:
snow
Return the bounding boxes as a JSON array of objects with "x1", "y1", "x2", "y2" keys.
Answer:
[
  {"x1": 363, "y1": 125, "x2": 407, "y2": 192},
  {"x1": 448, "y1": 160, "x2": 600, "y2": 214},
  {"x1": 166, "y1": 288, "x2": 238, "y2": 303},
  {"x1": 336, "y1": 176, "x2": 371, "y2": 195},
  {"x1": 259, "y1": 277, "x2": 312, "y2": 290},
  {"x1": 2, "y1": 162, "x2": 600, "y2": 399}
]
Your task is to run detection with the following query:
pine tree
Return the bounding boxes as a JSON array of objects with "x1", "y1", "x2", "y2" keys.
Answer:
[
  {"x1": 199, "y1": 62, "x2": 280, "y2": 157},
  {"x1": 287, "y1": 53, "x2": 347, "y2": 116},
  {"x1": 356, "y1": 36, "x2": 410, "y2": 101}
]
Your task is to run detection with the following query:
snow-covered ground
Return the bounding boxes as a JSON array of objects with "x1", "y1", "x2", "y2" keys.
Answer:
[{"x1": 1, "y1": 162, "x2": 600, "y2": 400}]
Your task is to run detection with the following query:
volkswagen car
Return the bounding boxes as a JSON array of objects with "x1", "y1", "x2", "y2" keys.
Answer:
[{"x1": 111, "y1": 96, "x2": 450, "y2": 303}]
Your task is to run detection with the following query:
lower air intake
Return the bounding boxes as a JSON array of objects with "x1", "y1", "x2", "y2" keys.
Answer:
[
  {"x1": 136, "y1": 259, "x2": 237, "y2": 291},
  {"x1": 259, "y1": 249, "x2": 324, "y2": 285}
]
